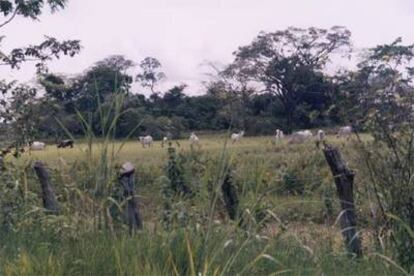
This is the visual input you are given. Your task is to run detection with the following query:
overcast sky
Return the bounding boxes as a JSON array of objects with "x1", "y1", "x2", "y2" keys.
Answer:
[{"x1": 1, "y1": 0, "x2": 414, "y2": 94}]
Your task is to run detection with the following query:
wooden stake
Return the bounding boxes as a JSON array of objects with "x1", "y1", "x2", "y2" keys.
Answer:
[
  {"x1": 323, "y1": 144, "x2": 362, "y2": 257},
  {"x1": 119, "y1": 162, "x2": 143, "y2": 231},
  {"x1": 33, "y1": 161, "x2": 59, "y2": 214}
]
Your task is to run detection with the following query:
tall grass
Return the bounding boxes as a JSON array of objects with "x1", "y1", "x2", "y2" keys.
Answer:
[{"x1": 0, "y1": 86, "x2": 409, "y2": 275}]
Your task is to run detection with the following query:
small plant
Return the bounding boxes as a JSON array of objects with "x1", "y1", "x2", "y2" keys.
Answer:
[
  {"x1": 221, "y1": 169, "x2": 239, "y2": 221},
  {"x1": 166, "y1": 145, "x2": 192, "y2": 196},
  {"x1": 281, "y1": 170, "x2": 305, "y2": 195}
]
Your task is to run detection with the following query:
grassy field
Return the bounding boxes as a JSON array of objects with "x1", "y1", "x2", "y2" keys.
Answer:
[{"x1": 0, "y1": 134, "x2": 407, "y2": 275}]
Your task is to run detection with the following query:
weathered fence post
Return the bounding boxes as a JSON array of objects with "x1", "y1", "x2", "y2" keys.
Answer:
[
  {"x1": 0, "y1": 156, "x2": 4, "y2": 171},
  {"x1": 33, "y1": 161, "x2": 59, "y2": 214},
  {"x1": 323, "y1": 144, "x2": 362, "y2": 257},
  {"x1": 119, "y1": 162, "x2": 143, "y2": 232},
  {"x1": 221, "y1": 170, "x2": 239, "y2": 221}
]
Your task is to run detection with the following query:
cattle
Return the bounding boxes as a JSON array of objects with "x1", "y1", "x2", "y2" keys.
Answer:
[
  {"x1": 231, "y1": 131, "x2": 245, "y2": 144},
  {"x1": 189, "y1": 132, "x2": 200, "y2": 147},
  {"x1": 317, "y1": 129, "x2": 326, "y2": 142},
  {"x1": 274, "y1": 129, "x2": 284, "y2": 142},
  {"x1": 161, "y1": 136, "x2": 168, "y2": 148},
  {"x1": 139, "y1": 135, "x2": 153, "y2": 148},
  {"x1": 316, "y1": 129, "x2": 326, "y2": 149},
  {"x1": 1, "y1": 144, "x2": 25, "y2": 157},
  {"x1": 57, "y1": 139, "x2": 74, "y2": 148},
  {"x1": 337, "y1": 126, "x2": 352, "y2": 139},
  {"x1": 288, "y1": 130, "x2": 313, "y2": 144},
  {"x1": 30, "y1": 141, "x2": 46, "y2": 151}
]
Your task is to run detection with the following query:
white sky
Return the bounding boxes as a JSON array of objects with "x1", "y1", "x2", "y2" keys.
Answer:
[{"x1": 1, "y1": 0, "x2": 414, "y2": 94}]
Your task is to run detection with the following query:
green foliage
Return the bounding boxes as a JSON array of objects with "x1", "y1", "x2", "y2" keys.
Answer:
[
  {"x1": 0, "y1": 0, "x2": 67, "y2": 19},
  {"x1": 0, "y1": 82, "x2": 38, "y2": 145},
  {"x1": 353, "y1": 38, "x2": 414, "y2": 270},
  {"x1": 0, "y1": 132, "x2": 409, "y2": 274},
  {"x1": 281, "y1": 170, "x2": 305, "y2": 195},
  {"x1": 0, "y1": 227, "x2": 404, "y2": 276},
  {"x1": 166, "y1": 146, "x2": 192, "y2": 196},
  {"x1": 0, "y1": 0, "x2": 80, "y2": 147},
  {"x1": 224, "y1": 26, "x2": 351, "y2": 132}
]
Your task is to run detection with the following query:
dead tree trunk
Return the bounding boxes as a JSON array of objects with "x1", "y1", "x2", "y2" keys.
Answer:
[
  {"x1": 119, "y1": 162, "x2": 143, "y2": 232},
  {"x1": 323, "y1": 144, "x2": 362, "y2": 257},
  {"x1": 33, "y1": 161, "x2": 59, "y2": 214}
]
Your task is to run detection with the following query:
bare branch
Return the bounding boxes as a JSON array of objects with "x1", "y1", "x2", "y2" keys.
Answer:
[{"x1": 0, "y1": 8, "x2": 18, "y2": 29}]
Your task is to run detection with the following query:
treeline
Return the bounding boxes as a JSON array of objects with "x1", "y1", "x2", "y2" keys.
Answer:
[
  {"x1": 1, "y1": 26, "x2": 413, "y2": 143},
  {"x1": 32, "y1": 59, "x2": 346, "y2": 140}
]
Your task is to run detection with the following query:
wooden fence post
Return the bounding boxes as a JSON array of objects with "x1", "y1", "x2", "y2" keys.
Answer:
[
  {"x1": 323, "y1": 144, "x2": 362, "y2": 257},
  {"x1": 33, "y1": 161, "x2": 59, "y2": 214},
  {"x1": 119, "y1": 162, "x2": 143, "y2": 231}
]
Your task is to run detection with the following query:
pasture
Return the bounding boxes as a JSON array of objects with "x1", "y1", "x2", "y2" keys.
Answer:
[{"x1": 0, "y1": 133, "x2": 404, "y2": 275}]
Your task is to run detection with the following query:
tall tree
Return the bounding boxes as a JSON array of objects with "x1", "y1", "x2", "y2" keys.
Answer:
[
  {"x1": 225, "y1": 26, "x2": 352, "y2": 132},
  {"x1": 136, "y1": 57, "x2": 166, "y2": 94},
  {"x1": 94, "y1": 55, "x2": 135, "y2": 73},
  {"x1": 71, "y1": 55, "x2": 134, "y2": 112}
]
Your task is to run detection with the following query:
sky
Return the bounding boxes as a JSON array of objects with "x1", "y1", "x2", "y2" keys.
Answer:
[{"x1": 1, "y1": 0, "x2": 414, "y2": 94}]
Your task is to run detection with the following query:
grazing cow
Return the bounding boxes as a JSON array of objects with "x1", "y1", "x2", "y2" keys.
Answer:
[
  {"x1": 337, "y1": 126, "x2": 352, "y2": 139},
  {"x1": 161, "y1": 136, "x2": 168, "y2": 148},
  {"x1": 189, "y1": 132, "x2": 200, "y2": 147},
  {"x1": 57, "y1": 139, "x2": 74, "y2": 148},
  {"x1": 274, "y1": 129, "x2": 284, "y2": 142},
  {"x1": 139, "y1": 135, "x2": 153, "y2": 148},
  {"x1": 288, "y1": 130, "x2": 313, "y2": 144},
  {"x1": 316, "y1": 129, "x2": 326, "y2": 149},
  {"x1": 30, "y1": 141, "x2": 46, "y2": 151},
  {"x1": 231, "y1": 131, "x2": 245, "y2": 144},
  {"x1": 317, "y1": 129, "x2": 326, "y2": 142}
]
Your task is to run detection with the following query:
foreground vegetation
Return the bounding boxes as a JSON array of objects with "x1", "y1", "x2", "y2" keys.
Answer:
[
  {"x1": 0, "y1": 134, "x2": 409, "y2": 275},
  {"x1": 1, "y1": 1, "x2": 414, "y2": 275}
]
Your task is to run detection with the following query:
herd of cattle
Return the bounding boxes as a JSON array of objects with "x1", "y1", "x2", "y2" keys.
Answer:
[
  {"x1": 0, "y1": 139, "x2": 74, "y2": 157},
  {"x1": 0, "y1": 126, "x2": 353, "y2": 156},
  {"x1": 138, "y1": 126, "x2": 353, "y2": 148}
]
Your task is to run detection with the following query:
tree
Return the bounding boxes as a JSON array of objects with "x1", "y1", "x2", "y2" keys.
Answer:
[
  {"x1": 94, "y1": 55, "x2": 135, "y2": 72},
  {"x1": 160, "y1": 84, "x2": 187, "y2": 116},
  {"x1": 0, "y1": 0, "x2": 81, "y2": 73},
  {"x1": 136, "y1": 57, "x2": 166, "y2": 94},
  {"x1": 357, "y1": 37, "x2": 414, "y2": 130},
  {"x1": 0, "y1": 82, "x2": 38, "y2": 146},
  {"x1": 39, "y1": 74, "x2": 69, "y2": 102},
  {"x1": 353, "y1": 38, "x2": 414, "y2": 269},
  {"x1": 0, "y1": 0, "x2": 81, "y2": 146},
  {"x1": 71, "y1": 56, "x2": 134, "y2": 112},
  {"x1": 225, "y1": 26, "x2": 352, "y2": 132}
]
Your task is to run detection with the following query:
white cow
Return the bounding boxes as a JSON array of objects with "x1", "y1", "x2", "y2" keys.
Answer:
[
  {"x1": 288, "y1": 130, "x2": 313, "y2": 144},
  {"x1": 139, "y1": 135, "x2": 153, "y2": 148},
  {"x1": 189, "y1": 132, "x2": 200, "y2": 147},
  {"x1": 337, "y1": 126, "x2": 352, "y2": 139},
  {"x1": 231, "y1": 131, "x2": 245, "y2": 144},
  {"x1": 30, "y1": 141, "x2": 46, "y2": 151},
  {"x1": 316, "y1": 129, "x2": 326, "y2": 142},
  {"x1": 161, "y1": 136, "x2": 168, "y2": 148},
  {"x1": 274, "y1": 129, "x2": 284, "y2": 142}
]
